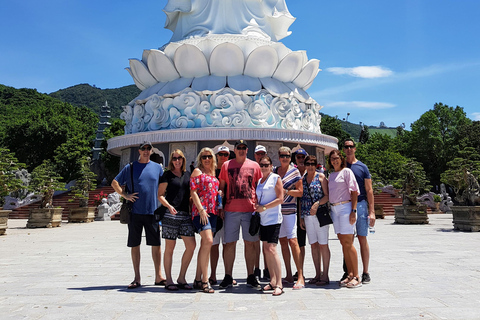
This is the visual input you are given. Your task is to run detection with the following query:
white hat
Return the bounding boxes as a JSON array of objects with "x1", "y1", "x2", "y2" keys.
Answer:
[
  {"x1": 217, "y1": 146, "x2": 230, "y2": 153},
  {"x1": 255, "y1": 145, "x2": 267, "y2": 153}
]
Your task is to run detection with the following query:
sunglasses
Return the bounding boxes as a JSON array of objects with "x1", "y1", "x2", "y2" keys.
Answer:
[
  {"x1": 296, "y1": 155, "x2": 305, "y2": 158},
  {"x1": 140, "y1": 146, "x2": 152, "y2": 151},
  {"x1": 330, "y1": 157, "x2": 340, "y2": 161},
  {"x1": 201, "y1": 155, "x2": 213, "y2": 160},
  {"x1": 259, "y1": 163, "x2": 270, "y2": 168},
  {"x1": 305, "y1": 162, "x2": 316, "y2": 166},
  {"x1": 218, "y1": 153, "x2": 229, "y2": 157},
  {"x1": 171, "y1": 156, "x2": 183, "y2": 161},
  {"x1": 343, "y1": 145, "x2": 355, "y2": 149},
  {"x1": 236, "y1": 146, "x2": 247, "y2": 150},
  {"x1": 279, "y1": 154, "x2": 290, "y2": 159}
]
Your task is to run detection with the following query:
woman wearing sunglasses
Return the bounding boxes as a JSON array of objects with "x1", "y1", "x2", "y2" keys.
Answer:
[
  {"x1": 300, "y1": 155, "x2": 331, "y2": 286},
  {"x1": 158, "y1": 149, "x2": 196, "y2": 291},
  {"x1": 255, "y1": 156, "x2": 284, "y2": 296},
  {"x1": 327, "y1": 149, "x2": 361, "y2": 288},
  {"x1": 190, "y1": 148, "x2": 220, "y2": 293}
]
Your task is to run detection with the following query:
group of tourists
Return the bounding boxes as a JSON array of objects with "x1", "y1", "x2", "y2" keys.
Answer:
[{"x1": 111, "y1": 139, "x2": 376, "y2": 295}]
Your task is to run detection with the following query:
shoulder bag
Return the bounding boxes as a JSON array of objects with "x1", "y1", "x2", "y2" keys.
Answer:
[
  {"x1": 120, "y1": 163, "x2": 133, "y2": 224},
  {"x1": 307, "y1": 173, "x2": 333, "y2": 227}
]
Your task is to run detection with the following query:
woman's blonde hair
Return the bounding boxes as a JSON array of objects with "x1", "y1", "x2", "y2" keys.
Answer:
[
  {"x1": 168, "y1": 149, "x2": 186, "y2": 172},
  {"x1": 196, "y1": 147, "x2": 217, "y2": 173},
  {"x1": 278, "y1": 146, "x2": 292, "y2": 155}
]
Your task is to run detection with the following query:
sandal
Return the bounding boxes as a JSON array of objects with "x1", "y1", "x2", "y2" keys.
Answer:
[
  {"x1": 154, "y1": 279, "x2": 166, "y2": 286},
  {"x1": 201, "y1": 282, "x2": 215, "y2": 293},
  {"x1": 272, "y1": 286, "x2": 284, "y2": 296},
  {"x1": 308, "y1": 277, "x2": 320, "y2": 285},
  {"x1": 262, "y1": 283, "x2": 275, "y2": 291},
  {"x1": 193, "y1": 279, "x2": 203, "y2": 290},
  {"x1": 127, "y1": 281, "x2": 141, "y2": 289},
  {"x1": 339, "y1": 276, "x2": 353, "y2": 287},
  {"x1": 316, "y1": 279, "x2": 330, "y2": 286},
  {"x1": 165, "y1": 283, "x2": 179, "y2": 291},
  {"x1": 177, "y1": 282, "x2": 193, "y2": 290},
  {"x1": 346, "y1": 277, "x2": 362, "y2": 289},
  {"x1": 208, "y1": 278, "x2": 218, "y2": 285}
]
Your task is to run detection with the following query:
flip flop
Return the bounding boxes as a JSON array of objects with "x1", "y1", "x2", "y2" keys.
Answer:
[
  {"x1": 165, "y1": 284, "x2": 179, "y2": 291},
  {"x1": 292, "y1": 283, "x2": 305, "y2": 290},
  {"x1": 127, "y1": 281, "x2": 141, "y2": 289},
  {"x1": 262, "y1": 283, "x2": 275, "y2": 291},
  {"x1": 272, "y1": 286, "x2": 284, "y2": 296},
  {"x1": 155, "y1": 280, "x2": 167, "y2": 286},
  {"x1": 177, "y1": 282, "x2": 193, "y2": 290}
]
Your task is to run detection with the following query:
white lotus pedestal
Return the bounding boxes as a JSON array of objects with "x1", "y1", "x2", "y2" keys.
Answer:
[
  {"x1": 451, "y1": 206, "x2": 480, "y2": 232},
  {"x1": 394, "y1": 205, "x2": 429, "y2": 224},
  {"x1": 0, "y1": 209, "x2": 11, "y2": 235},
  {"x1": 68, "y1": 207, "x2": 96, "y2": 223},
  {"x1": 26, "y1": 208, "x2": 63, "y2": 228}
]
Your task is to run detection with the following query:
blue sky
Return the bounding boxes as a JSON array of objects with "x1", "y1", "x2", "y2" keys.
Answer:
[{"x1": 1, "y1": 0, "x2": 479, "y2": 128}]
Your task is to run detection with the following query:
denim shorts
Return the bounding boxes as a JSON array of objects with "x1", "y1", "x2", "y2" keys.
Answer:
[
  {"x1": 355, "y1": 200, "x2": 369, "y2": 237},
  {"x1": 192, "y1": 214, "x2": 217, "y2": 234}
]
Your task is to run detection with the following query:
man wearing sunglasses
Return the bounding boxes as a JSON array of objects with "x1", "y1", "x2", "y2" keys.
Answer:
[
  {"x1": 112, "y1": 142, "x2": 166, "y2": 289},
  {"x1": 218, "y1": 140, "x2": 262, "y2": 289},
  {"x1": 343, "y1": 139, "x2": 375, "y2": 284}
]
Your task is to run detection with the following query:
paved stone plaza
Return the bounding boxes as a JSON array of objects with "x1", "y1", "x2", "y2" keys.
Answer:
[{"x1": 1, "y1": 214, "x2": 479, "y2": 320}]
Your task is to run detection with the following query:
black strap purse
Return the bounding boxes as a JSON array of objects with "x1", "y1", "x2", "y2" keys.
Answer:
[
  {"x1": 120, "y1": 163, "x2": 133, "y2": 224},
  {"x1": 307, "y1": 173, "x2": 333, "y2": 227}
]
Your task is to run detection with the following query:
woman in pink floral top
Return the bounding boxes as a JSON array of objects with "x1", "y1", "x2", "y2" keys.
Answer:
[{"x1": 190, "y1": 147, "x2": 220, "y2": 293}]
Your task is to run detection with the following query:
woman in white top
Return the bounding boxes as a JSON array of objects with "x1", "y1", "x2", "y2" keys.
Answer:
[{"x1": 255, "y1": 156, "x2": 284, "y2": 296}]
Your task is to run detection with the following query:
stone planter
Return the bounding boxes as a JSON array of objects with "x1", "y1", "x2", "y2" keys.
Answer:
[
  {"x1": 0, "y1": 209, "x2": 11, "y2": 235},
  {"x1": 26, "y1": 208, "x2": 63, "y2": 228},
  {"x1": 394, "y1": 205, "x2": 429, "y2": 224},
  {"x1": 374, "y1": 204, "x2": 385, "y2": 219},
  {"x1": 451, "y1": 206, "x2": 480, "y2": 232},
  {"x1": 68, "y1": 207, "x2": 96, "y2": 223}
]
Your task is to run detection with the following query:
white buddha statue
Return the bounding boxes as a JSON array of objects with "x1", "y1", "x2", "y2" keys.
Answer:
[{"x1": 163, "y1": 0, "x2": 295, "y2": 42}]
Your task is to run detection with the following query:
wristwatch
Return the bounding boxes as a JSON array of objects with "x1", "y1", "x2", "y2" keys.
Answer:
[
  {"x1": 263, "y1": 206, "x2": 267, "y2": 211},
  {"x1": 351, "y1": 209, "x2": 357, "y2": 213}
]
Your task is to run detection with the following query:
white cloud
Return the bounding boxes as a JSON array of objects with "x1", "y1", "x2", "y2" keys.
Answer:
[
  {"x1": 326, "y1": 101, "x2": 396, "y2": 109},
  {"x1": 472, "y1": 112, "x2": 480, "y2": 121},
  {"x1": 326, "y1": 66, "x2": 393, "y2": 78}
]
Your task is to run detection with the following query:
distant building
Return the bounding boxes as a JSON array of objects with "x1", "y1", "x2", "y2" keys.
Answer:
[{"x1": 92, "y1": 101, "x2": 111, "y2": 160}]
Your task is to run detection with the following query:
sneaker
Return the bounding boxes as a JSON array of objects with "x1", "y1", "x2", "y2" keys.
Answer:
[
  {"x1": 263, "y1": 268, "x2": 270, "y2": 280},
  {"x1": 293, "y1": 271, "x2": 298, "y2": 281},
  {"x1": 219, "y1": 274, "x2": 233, "y2": 289},
  {"x1": 362, "y1": 273, "x2": 371, "y2": 284},
  {"x1": 254, "y1": 268, "x2": 261, "y2": 281},
  {"x1": 246, "y1": 274, "x2": 261, "y2": 289}
]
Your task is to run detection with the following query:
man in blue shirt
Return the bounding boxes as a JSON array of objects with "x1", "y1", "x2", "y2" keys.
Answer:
[
  {"x1": 344, "y1": 139, "x2": 376, "y2": 284},
  {"x1": 112, "y1": 142, "x2": 166, "y2": 289}
]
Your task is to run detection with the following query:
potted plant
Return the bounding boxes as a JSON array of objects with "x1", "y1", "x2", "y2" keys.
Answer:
[
  {"x1": 0, "y1": 148, "x2": 25, "y2": 235},
  {"x1": 68, "y1": 157, "x2": 98, "y2": 223},
  {"x1": 371, "y1": 173, "x2": 386, "y2": 219},
  {"x1": 440, "y1": 147, "x2": 480, "y2": 231},
  {"x1": 394, "y1": 159, "x2": 431, "y2": 224},
  {"x1": 432, "y1": 194, "x2": 442, "y2": 213},
  {"x1": 26, "y1": 160, "x2": 65, "y2": 228}
]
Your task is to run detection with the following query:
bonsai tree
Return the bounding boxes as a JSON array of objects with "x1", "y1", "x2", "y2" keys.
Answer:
[
  {"x1": 69, "y1": 157, "x2": 98, "y2": 207},
  {"x1": 397, "y1": 159, "x2": 431, "y2": 206},
  {"x1": 441, "y1": 147, "x2": 480, "y2": 206},
  {"x1": 0, "y1": 148, "x2": 26, "y2": 207},
  {"x1": 29, "y1": 160, "x2": 65, "y2": 208}
]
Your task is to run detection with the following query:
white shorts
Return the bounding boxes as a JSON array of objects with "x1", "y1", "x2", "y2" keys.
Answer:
[
  {"x1": 212, "y1": 226, "x2": 225, "y2": 246},
  {"x1": 331, "y1": 202, "x2": 355, "y2": 235},
  {"x1": 279, "y1": 213, "x2": 297, "y2": 239},
  {"x1": 304, "y1": 215, "x2": 330, "y2": 245}
]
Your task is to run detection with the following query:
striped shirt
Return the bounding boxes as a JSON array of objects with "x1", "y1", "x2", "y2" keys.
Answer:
[{"x1": 275, "y1": 165, "x2": 301, "y2": 215}]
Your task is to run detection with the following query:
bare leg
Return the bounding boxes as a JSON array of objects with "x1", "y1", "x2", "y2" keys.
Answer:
[
  {"x1": 244, "y1": 240, "x2": 258, "y2": 275},
  {"x1": 279, "y1": 237, "x2": 293, "y2": 282},
  {"x1": 209, "y1": 244, "x2": 220, "y2": 281},
  {"x1": 338, "y1": 234, "x2": 359, "y2": 280},
  {"x1": 357, "y1": 235, "x2": 370, "y2": 274},
  {"x1": 223, "y1": 241, "x2": 237, "y2": 276},
  {"x1": 131, "y1": 246, "x2": 141, "y2": 283},
  {"x1": 319, "y1": 244, "x2": 330, "y2": 281},
  {"x1": 311, "y1": 242, "x2": 321, "y2": 280},
  {"x1": 198, "y1": 230, "x2": 214, "y2": 283},
  {"x1": 254, "y1": 240, "x2": 260, "y2": 271},
  {"x1": 151, "y1": 245, "x2": 165, "y2": 283},
  {"x1": 263, "y1": 242, "x2": 282, "y2": 289},
  {"x1": 289, "y1": 238, "x2": 305, "y2": 286},
  {"x1": 177, "y1": 236, "x2": 196, "y2": 284},
  {"x1": 164, "y1": 239, "x2": 176, "y2": 285}
]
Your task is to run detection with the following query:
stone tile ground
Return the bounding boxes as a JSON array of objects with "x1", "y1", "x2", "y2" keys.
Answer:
[{"x1": 1, "y1": 214, "x2": 479, "y2": 319}]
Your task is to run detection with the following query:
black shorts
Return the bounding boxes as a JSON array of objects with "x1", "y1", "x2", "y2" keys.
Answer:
[
  {"x1": 297, "y1": 212, "x2": 306, "y2": 247},
  {"x1": 260, "y1": 223, "x2": 281, "y2": 244},
  {"x1": 127, "y1": 213, "x2": 161, "y2": 247}
]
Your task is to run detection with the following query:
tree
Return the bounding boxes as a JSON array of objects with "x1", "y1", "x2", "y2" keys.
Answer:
[
  {"x1": 0, "y1": 148, "x2": 25, "y2": 207},
  {"x1": 69, "y1": 157, "x2": 98, "y2": 207},
  {"x1": 29, "y1": 160, "x2": 65, "y2": 208},
  {"x1": 320, "y1": 113, "x2": 351, "y2": 145},
  {"x1": 397, "y1": 159, "x2": 431, "y2": 205},
  {"x1": 404, "y1": 103, "x2": 471, "y2": 187}
]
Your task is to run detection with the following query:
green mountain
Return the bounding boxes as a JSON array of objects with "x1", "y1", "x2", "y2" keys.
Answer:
[{"x1": 49, "y1": 84, "x2": 140, "y2": 119}]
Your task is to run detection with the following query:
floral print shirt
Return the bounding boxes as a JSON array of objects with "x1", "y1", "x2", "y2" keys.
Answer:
[
  {"x1": 301, "y1": 172, "x2": 325, "y2": 218},
  {"x1": 190, "y1": 173, "x2": 219, "y2": 218}
]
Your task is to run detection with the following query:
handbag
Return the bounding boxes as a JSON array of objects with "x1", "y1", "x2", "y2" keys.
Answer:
[
  {"x1": 307, "y1": 173, "x2": 333, "y2": 227},
  {"x1": 120, "y1": 163, "x2": 133, "y2": 224},
  {"x1": 154, "y1": 206, "x2": 166, "y2": 222},
  {"x1": 249, "y1": 212, "x2": 261, "y2": 236}
]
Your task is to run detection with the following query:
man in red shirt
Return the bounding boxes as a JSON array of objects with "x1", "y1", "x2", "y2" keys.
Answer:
[{"x1": 218, "y1": 140, "x2": 262, "y2": 289}]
